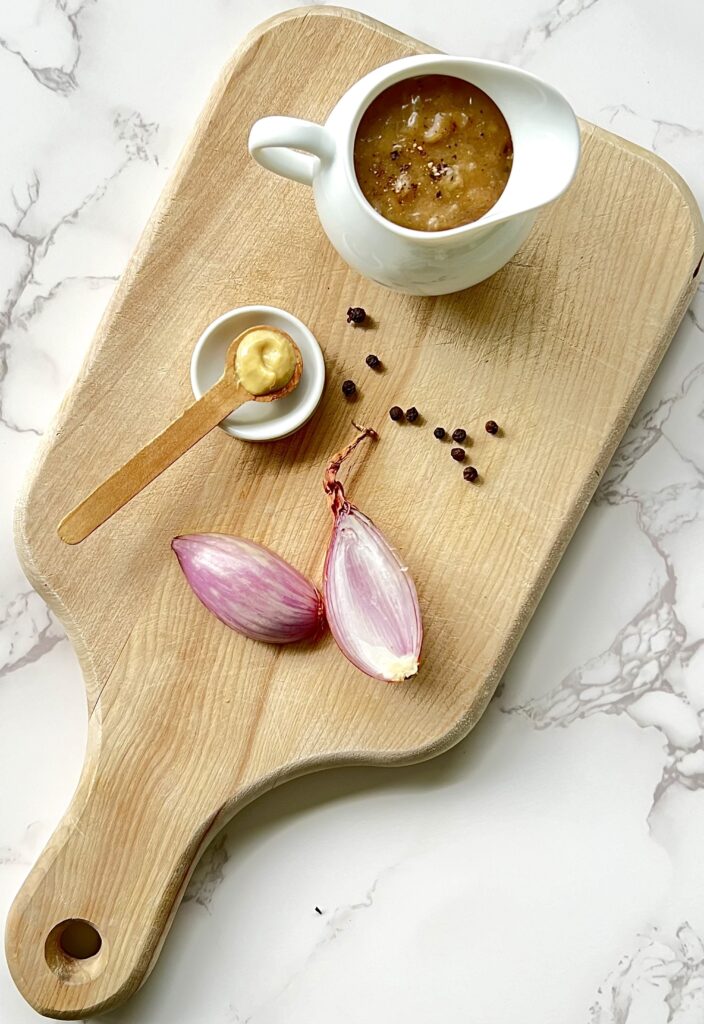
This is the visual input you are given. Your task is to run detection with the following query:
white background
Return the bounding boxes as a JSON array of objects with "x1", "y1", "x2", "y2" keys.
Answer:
[{"x1": 1, "y1": 2, "x2": 703, "y2": 1021}]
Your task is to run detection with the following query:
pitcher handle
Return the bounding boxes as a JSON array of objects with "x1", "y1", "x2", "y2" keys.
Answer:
[{"x1": 248, "y1": 116, "x2": 334, "y2": 187}]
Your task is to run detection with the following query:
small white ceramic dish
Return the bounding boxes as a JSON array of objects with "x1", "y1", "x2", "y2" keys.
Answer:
[{"x1": 190, "y1": 305, "x2": 325, "y2": 441}]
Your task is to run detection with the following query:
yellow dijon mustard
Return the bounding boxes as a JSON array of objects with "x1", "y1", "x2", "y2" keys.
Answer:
[{"x1": 234, "y1": 327, "x2": 296, "y2": 396}]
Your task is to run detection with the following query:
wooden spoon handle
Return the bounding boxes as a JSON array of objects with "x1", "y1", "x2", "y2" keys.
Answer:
[{"x1": 58, "y1": 376, "x2": 243, "y2": 544}]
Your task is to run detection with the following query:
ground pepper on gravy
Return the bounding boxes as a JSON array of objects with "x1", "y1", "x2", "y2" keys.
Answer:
[{"x1": 353, "y1": 75, "x2": 513, "y2": 232}]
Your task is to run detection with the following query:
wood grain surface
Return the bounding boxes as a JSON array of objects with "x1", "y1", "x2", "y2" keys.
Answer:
[
  {"x1": 6, "y1": 6, "x2": 703, "y2": 1019},
  {"x1": 57, "y1": 330, "x2": 303, "y2": 544}
]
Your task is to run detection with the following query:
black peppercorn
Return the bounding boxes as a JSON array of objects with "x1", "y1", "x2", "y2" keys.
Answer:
[
  {"x1": 389, "y1": 406, "x2": 404, "y2": 421},
  {"x1": 346, "y1": 306, "x2": 366, "y2": 324},
  {"x1": 451, "y1": 428, "x2": 467, "y2": 444},
  {"x1": 433, "y1": 427, "x2": 446, "y2": 440},
  {"x1": 365, "y1": 354, "x2": 381, "y2": 369},
  {"x1": 406, "y1": 407, "x2": 419, "y2": 422},
  {"x1": 390, "y1": 150, "x2": 399, "y2": 160},
  {"x1": 463, "y1": 466, "x2": 479, "y2": 482},
  {"x1": 451, "y1": 447, "x2": 465, "y2": 462},
  {"x1": 341, "y1": 379, "x2": 356, "y2": 397},
  {"x1": 485, "y1": 420, "x2": 499, "y2": 435}
]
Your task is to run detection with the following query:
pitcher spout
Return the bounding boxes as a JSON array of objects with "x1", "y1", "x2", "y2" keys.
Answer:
[{"x1": 249, "y1": 52, "x2": 580, "y2": 295}]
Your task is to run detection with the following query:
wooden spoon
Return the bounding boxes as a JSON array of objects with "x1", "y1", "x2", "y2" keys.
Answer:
[{"x1": 58, "y1": 326, "x2": 303, "y2": 545}]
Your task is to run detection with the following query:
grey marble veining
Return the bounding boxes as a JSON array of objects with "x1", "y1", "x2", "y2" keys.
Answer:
[
  {"x1": 590, "y1": 924, "x2": 704, "y2": 1023},
  {"x1": 0, "y1": 0, "x2": 90, "y2": 96},
  {"x1": 1, "y1": 1, "x2": 703, "y2": 1022}
]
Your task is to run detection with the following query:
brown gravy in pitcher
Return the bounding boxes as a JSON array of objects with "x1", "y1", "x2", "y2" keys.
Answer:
[{"x1": 353, "y1": 75, "x2": 513, "y2": 231}]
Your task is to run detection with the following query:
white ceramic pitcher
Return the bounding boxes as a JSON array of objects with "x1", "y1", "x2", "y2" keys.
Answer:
[{"x1": 249, "y1": 55, "x2": 580, "y2": 296}]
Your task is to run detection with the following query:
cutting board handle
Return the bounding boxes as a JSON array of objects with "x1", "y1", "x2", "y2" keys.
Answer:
[
  {"x1": 3, "y1": 562, "x2": 272, "y2": 1020},
  {"x1": 4, "y1": 718, "x2": 234, "y2": 1019}
]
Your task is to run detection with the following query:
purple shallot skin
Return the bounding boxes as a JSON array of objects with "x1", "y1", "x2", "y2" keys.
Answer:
[{"x1": 172, "y1": 534, "x2": 324, "y2": 644}]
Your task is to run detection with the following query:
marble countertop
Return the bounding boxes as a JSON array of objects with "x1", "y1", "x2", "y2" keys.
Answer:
[{"x1": 1, "y1": 2, "x2": 703, "y2": 1021}]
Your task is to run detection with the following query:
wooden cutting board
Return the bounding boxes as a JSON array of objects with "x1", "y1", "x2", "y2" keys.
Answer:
[{"x1": 6, "y1": 6, "x2": 702, "y2": 1019}]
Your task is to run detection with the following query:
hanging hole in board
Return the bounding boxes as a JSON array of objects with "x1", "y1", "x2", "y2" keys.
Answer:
[{"x1": 45, "y1": 919, "x2": 107, "y2": 984}]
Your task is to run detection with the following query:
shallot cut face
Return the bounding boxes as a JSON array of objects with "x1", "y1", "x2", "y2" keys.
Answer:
[
  {"x1": 322, "y1": 426, "x2": 423, "y2": 683},
  {"x1": 324, "y1": 505, "x2": 421, "y2": 682}
]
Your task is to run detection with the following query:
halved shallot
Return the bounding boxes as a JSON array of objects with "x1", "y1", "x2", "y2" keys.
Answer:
[
  {"x1": 172, "y1": 533, "x2": 324, "y2": 644},
  {"x1": 323, "y1": 426, "x2": 423, "y2": 682}
]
